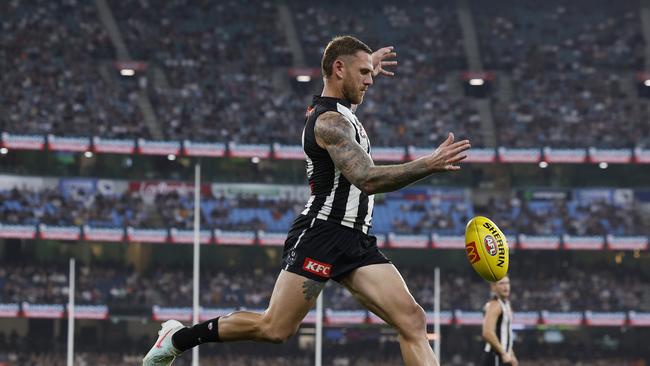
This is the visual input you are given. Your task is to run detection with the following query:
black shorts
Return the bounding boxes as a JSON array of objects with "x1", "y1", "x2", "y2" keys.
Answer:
[
  {"x1": 481, "y1": 351, "x2": 510, "y2": 366},
  {"x1": 281, "y1": 215, "x2": 391, "y2": 282}
]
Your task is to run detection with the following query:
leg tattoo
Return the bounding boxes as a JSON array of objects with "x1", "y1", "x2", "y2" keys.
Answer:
[{"x1": 302, "y1": 280, "x2": 325, "y2": 301}]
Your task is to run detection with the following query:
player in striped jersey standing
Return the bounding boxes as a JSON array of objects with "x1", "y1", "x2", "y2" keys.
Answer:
[
  {"x1": 144, "y1": 35, "x2": 471, "y2": 366},
  {"x1": 482, "y1": 276, "x2": 518, "y2": 366}
]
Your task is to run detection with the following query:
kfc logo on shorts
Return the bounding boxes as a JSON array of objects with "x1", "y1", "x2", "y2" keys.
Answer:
[
  {"x1": 484, "y1": 235, "x2": 497, "y2": 256},
  {"x1": 302, "y1": 258, "x2": 332, "y2": 278}
]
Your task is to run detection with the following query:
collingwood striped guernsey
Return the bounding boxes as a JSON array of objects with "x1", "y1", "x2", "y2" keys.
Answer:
[
  {"x1": 484, "y1": 297, "x2": 513, "y2": 357},
  {"x1": 300, "y1": 96, "x2": 374, "y2": 234}
]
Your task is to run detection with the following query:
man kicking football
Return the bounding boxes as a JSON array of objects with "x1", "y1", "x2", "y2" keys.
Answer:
[{"x1": 143, "y1": 35, "x2": 471, "y2": 366}]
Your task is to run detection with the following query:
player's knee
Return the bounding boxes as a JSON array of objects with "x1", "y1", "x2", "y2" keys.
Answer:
[
  {"x1": 397, "y1": 302, "x2": 427, "y2": 338},
  {"x1": 259, "y1": 320, "x2": 299, "y2": 344},
  {"x1": 409, "y1": 303, "x2": 428, "y2": 331},
  {"x1": 263, "y1": 327, "x2": 298, "y2": 344}
]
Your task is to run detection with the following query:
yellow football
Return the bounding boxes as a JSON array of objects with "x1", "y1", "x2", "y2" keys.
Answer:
[{"x1": 464, "y1": 216, "x2": 509, "y2": 282}]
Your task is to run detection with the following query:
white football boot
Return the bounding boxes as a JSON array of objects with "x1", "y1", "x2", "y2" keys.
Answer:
[{"x1": 142, "y1": 320, "x2": 184, "y2": 366}]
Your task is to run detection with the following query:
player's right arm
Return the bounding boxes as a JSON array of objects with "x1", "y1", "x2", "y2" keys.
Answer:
[
  {"x1": 482, "y1": 300, "x2": 512, "y2": 362},
  {"x1": 314, "y1": 111, "x2": 470, "y2": 195}
]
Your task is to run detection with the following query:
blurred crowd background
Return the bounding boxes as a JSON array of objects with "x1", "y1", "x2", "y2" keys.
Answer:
[
  {"x1": 1, "y1": 255, "x2": 648, "y2": 312},
  {"x1": 0, "y1": 179, "x2": 645, "y2": 236},
  {"x1": 1, "y1": 0, "x2": 649, "y2": 365},
  {"x1": 2, "y1": 0, "x2": 650, "y2": 148}
]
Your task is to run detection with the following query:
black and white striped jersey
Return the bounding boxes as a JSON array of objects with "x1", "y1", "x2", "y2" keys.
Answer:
[
  {"x1": 484, "y1": 297, "x2": 513, "y2": 354},
  {"x1": 300, "y1": 96, "x2": 374, "y2": 234}
]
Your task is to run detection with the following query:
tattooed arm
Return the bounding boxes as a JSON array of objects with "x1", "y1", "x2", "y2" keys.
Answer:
[{"x1": 314, "y1": 112, "x2": 471, "y2": 195}]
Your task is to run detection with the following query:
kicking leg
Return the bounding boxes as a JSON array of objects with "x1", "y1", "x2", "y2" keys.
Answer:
[
  {"x1": 143, "y1": 270, "x2": 323, "y2": 366},
  {"x1": 340, "y1": 263, "x2": 438, "y2": 366},
  {"x1": 217, "y1": 269, "x2": 323, "y2": 343}
]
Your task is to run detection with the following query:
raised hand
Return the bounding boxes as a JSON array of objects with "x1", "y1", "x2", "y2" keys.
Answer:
[
  {"x1": 427, "y1": 132, "x2": 471, "y2": 171},
  {"x1": 371, "y1": 46, "x2": 398, "y2": 77}
]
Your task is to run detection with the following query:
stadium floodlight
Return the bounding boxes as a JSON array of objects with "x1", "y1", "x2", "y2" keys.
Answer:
[
  {"x1": 469, "y1": 78, "x2": 485, "y2": 86},
  {"x1": 296, "y1": 75, "x2": 312, "y2": 82},
  {"x1": 167, "y1": 154, "x2": 176, "y2": 161},
  {"x1": 539, "y1": 161, "x2": 549, "y2": 168},
  {"x1": 599, "y1": 162, "x2": 608, "y2": 169},
  {"x1": 84, "y1": 151, "x2": 93, "y2": 158},
  {"x1": 120, "y1": 68, "x2": 136, "y2": 76},
  {"x1": 0, "y1": 147, "x2": 8, "y2": 155}
]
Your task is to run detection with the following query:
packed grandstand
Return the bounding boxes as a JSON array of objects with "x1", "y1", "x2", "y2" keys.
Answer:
[{"x1": 0, "y1": 0, "x2": 649, "y2": 365}]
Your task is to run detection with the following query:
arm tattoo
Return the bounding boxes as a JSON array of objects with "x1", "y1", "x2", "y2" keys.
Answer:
[
  {"x1": 302, "y1": 280, "x2": 325, "y2": 302},
  {"x1": 315, "y1": 112, "x2": 434, "y2": 195}
]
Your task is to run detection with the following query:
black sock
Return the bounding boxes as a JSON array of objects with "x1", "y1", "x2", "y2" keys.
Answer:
[{"x1": 171, "y1": 317, "x2": 221, "y2": 352}]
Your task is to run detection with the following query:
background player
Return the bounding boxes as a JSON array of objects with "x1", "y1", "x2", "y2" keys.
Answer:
[
  {"x1": 482, "y1": 276, "x2": 519, "y2": 366},
  {"x1": 143, "y1": 35, "x2": 471, "y2": 366}
]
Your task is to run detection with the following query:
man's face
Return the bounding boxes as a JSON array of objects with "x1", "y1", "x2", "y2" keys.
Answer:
[
  {"x1": 492, "y1": 276, "x2": 511, "y2": 299},
  {"x1": 341, "y1": 51, "x2": 374, "y2": 105}
]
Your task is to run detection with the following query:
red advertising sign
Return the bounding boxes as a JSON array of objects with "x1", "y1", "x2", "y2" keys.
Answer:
[
  {"x1": 1, "y1": 133, "x2": 45, "y2": 150},
  {"x1": 39, "y1": 225, "x2": 81, "y2": 241},
  {"x1": 588, "y1": 148, "x2": 632, "y2": 163},
  {"x1": 387, "y1": 233, "x2": 430, "y2": 248},
  {"x1": 272, "y1": 144, "x2": 304, "y2": 160},
  {"x1": 517, "y1": 234, "x2": 561, "y2": 250},
  {"x1": 137, "y1": 139, "x2": 181, "y2": 155},
  {"x1": 432, "y1": 234, "x2": 465, "y2": 249},
  {"x1": 562, "y1": 235, "x2": 605, "y2": 250},
  {"x1": 607, "y1": 235, "x2": 648, "y2": 250},
  {"x1": 214, "y1": 230, "x2": 255, "y2": 245},
  {"x1": 228, "y1": 143, "x2": 271, "y2": 158},
  {"x1": 371, "y1": 147, "x2": 406, "y2": 162},
  {"x1": 498, "y1": 147, "x2": 541, "y2": 163},
  {"x1": 183, "y1": 140, "x2": 226, "y2": 157},
  {"x1": 92, "y1": 137, "x2": 135, "y2": 154},
  {"x1": 47, "y1": 135, "x2": 90, "y2": 152},
  {"x1": 257, "y1": 231, "x2": 287, "y2": 246},
  {"x1": 465, "y1": 148, "x2": 497, "y2": 163},
  {"x1": 543, "y1": 148, "x2": 587, "y2": 163},
  {"x1": 169, "y1": 228, "x2": 212, "y2": 244}
]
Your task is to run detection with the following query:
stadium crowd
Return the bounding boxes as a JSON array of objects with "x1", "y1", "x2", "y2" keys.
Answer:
[
  {"x1": 9, "y1": 0, "x2": 650, "y2": 148},
  {"x1": 476, "y1": 194, "x2": 644, "y2": 236},
  {"x1": 492, "y1": 69, "x2": 650, "y2": 149},
  {"x1": 110, "y1": 0, "x2": 307, "y2": 144},
  {"x1": 288, "y1": 0, "x2": 483, "y2": 148},
  {"x1": 2, "y1": 1, "x2": 649, "y2": 365},
  {"x1": 0, "y1": 0, "x2": 147, "y2": 139},
  {"x1": 473, "y1": 0, "x2": 649, "y2": 148},
  {"x1": 473, "y1": 0, "x2": 643, "y2": 71},
  {"x1": 1, "y1": 257, "x2": 647, "y2": 312},
  {"x1": 0, "y1": 186, "x2": 644, "y2": 236}
]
